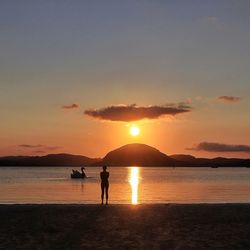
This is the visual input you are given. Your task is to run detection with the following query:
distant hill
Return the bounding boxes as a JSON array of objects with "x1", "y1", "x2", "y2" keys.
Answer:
[
  {"x1": 0, "y1": 144, "x2": 249, "y2": 167},
  {"x1": 0, "y1": 154, "x2": 100, "y2": 166},
  {"x1": 99, "y1": 143, "x2": 176, "y2": 166},
  {"x1": 170, "y1": 154, "x2": 250, "y2": 167},
  {"x1": 170, "y1": 154, "x2": 197, "y2": 162}
]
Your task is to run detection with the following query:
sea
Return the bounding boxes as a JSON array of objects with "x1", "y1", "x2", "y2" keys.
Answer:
[{"x1": 0, "y1": 166, "x2": 250, "y2": 204}]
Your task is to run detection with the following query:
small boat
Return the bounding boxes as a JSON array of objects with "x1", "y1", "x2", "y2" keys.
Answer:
[
  {"x1": 71, "y1": 172, "x2": 86, "y2": 179},
  {"x1": 71, "y1": 167, "x2": 86, "y2": 179},
  {"x1": 211, "y1": 166, "x2": 219, "y2": 168}
]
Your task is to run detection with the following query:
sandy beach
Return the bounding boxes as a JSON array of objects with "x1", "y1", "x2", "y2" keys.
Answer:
[{"x1": 0, "y1": 204, "x2": 250, "y2": 250}]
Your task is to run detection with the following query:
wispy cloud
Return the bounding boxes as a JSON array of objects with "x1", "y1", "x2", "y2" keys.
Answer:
[
  {"x1": 206, "y1": 16, "x2": 218, "y2": 24},
  {"x1": 203, "y1": 16, "x2": 223, "y2": 31},
  {"x1": 62, "y1": 103, "x2": 79, "y2": 109},
  {"x1": 18, "y1": 144, "x2": 43, "y2": 148},
  {"x1": 187, "y1": 142, "x2": 250, "y2": 153},
  {"x1": 18, "y1": 144, "x2": 62, "y2": 151},
  {"x1": 84, "y1": 103, "x2": 191, "y2": 122},
  {"x1": 218, "y1": 96, "x2": 241, "y2": 103},
  {"x1": 45, "y1": 146, "x2": 62, "y2": 151},
  {"x1": 33, "y1": 150, "x2": 47, "y2": 154}
]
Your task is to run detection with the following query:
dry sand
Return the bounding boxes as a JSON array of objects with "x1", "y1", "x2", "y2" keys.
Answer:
[{"x1": 0, "y1": 204, "x2": 250, "y2": 250}]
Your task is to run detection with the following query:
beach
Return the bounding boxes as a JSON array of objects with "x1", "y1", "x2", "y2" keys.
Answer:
[{"x1": 1, "y1": 204, "x2": 250, "y2": 250}]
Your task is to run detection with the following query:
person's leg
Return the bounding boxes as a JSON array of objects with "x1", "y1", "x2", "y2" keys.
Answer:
[
  {"x1": 105, "y1": 183, "x2": 109, "y2": 204},
  {"x1": 101, "y1": 183, "x2": 104, "y2": 204}
]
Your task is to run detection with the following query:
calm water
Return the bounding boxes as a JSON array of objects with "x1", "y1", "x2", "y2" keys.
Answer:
[{"x1": 0, "y1": 167, "x2": 250, "y2": 204}]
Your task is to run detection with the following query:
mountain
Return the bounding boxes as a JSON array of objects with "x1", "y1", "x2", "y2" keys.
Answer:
[
  {"x1": 0, "y1": 144, "x2": 249, "y2": 167},
  {"x1": 99, "y1": 143, "x2": 176, "y2": 166},
  {"x1": 0, "y1": 154, "x2": 100, "y2": 166}
]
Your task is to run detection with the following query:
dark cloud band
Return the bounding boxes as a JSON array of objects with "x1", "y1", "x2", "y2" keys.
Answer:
[
  {"x1": 187, "y1": 142, "x2": 250, "y2": 153},
  {"x1": 84, "y1": 103, "x2": 191, "y2": 122}
]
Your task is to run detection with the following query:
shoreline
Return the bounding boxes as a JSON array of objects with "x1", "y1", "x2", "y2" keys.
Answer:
[{"x1": 1, "y1": 204, "x2": 250, "y2": 249}]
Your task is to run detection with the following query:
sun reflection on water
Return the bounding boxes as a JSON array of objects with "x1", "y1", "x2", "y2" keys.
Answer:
[{"x1": 129, "y1": 167, "x2": 139, "y2": 205}]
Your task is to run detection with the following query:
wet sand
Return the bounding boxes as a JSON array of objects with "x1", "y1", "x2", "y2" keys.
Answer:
[{"x1": 0, "y1": 204, "x2": 250, "y2": 250}]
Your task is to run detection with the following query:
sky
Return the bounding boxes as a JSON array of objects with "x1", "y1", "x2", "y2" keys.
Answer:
[{"x1": 0, "y1": 0, "x2": 250, "y2": 158}]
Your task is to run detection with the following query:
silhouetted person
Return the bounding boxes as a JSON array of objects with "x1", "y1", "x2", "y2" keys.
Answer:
[{"x1": 100, "y1": 165, "x2": 109, "y2": 205}]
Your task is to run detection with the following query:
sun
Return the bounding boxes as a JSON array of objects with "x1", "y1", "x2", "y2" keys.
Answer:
[{"x1": 130, "y1": 126, "x2": 140, "y2": 136}]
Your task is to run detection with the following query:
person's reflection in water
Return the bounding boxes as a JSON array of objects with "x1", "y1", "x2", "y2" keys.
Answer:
[{"x1": 100, "y1": 165, "x2": 109, "y2": 205}]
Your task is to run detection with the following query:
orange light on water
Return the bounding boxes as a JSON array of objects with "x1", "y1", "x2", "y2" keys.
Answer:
[{"x1": 129, "y1": 167, "x2": 139, "y2": 204}]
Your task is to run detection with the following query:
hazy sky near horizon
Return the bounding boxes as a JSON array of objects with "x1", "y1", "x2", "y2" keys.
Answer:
[{"x1": 0, "y1": 0, "x2": 250, "y2": 158}]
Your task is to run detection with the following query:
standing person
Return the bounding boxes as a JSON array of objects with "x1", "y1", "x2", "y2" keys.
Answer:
[{"x1": 100, "y1": 165, "x2": 109, "y2": 205}]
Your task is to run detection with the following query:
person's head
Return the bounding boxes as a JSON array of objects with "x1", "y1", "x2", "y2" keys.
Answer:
[
  {"x1": 102, "y1": 165, "x2": 107, "y2": 171},
  {"x1": 81, "y1": 167, "x2": 85, "y2": 172}
]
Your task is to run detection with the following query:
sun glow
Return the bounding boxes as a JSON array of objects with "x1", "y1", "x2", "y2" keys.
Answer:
[
  {"x1": 129, "y1": 167, "x2": 139, "y2": 205},
  {"x1": 130, "y1": 126, "x2": 140, "y2": 137}
]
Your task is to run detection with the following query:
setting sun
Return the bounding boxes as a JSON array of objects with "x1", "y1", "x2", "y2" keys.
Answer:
[{"x1": 130, "y1": 126, "x2": 140, "y2": 137}]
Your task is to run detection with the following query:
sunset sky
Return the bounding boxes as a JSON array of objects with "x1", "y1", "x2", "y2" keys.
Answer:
[{"x1": 0, "y1": 0, "x2": 250, "y2": 158}]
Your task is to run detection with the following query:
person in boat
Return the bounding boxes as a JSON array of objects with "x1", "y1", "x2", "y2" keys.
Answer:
[{"x1": 100, "y1": 165, "x2": 109, "y2": 205}]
